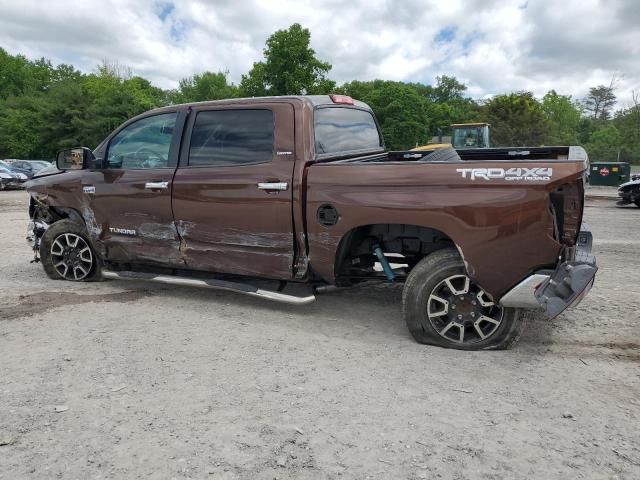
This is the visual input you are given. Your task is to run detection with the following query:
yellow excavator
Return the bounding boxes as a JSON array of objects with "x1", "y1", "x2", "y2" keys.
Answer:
[{"x1": 412, "y1": 122, "x2": 490, "y2": 151}]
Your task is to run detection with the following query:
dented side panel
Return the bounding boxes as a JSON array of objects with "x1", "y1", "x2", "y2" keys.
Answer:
[
  {"x1": 171, "y1": 103, "x2": 297, "y2": 280},
  {"x1": 84, "y1": 169, "x2": 183, "y2": 265}
]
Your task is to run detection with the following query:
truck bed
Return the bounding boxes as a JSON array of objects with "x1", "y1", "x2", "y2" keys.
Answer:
[{"x1": 329, "y1": 146, "x2": 588, "y2": 164}]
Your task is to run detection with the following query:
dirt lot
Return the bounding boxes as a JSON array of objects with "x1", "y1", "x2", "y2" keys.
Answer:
[{"x1": 1, "y1": 189, "x2": 639, "y2": 479}]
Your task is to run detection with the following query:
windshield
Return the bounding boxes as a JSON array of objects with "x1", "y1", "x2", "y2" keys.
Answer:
[
  {"x1": 314, "y1": 107, "x2": 382, "y2": 156},
  {"x1": 452, "y1": 126, "x2": 489, "y2": 148},
  {"x1": 30, "y1": 162, "x2": 51, "y2": 171}
]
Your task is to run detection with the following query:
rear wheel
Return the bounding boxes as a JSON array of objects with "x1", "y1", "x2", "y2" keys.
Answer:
[
  {"x1": 402, "y1": 249, "x2": 527, "y2": 350},
  {"x1": 39, "y1": 220, "x2": 101, "y2": 281}
]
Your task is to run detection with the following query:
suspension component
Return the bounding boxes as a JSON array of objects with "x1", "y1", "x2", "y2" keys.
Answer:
[{"x1": 373, "y1": 245, "x2": 395, "y2": 282}]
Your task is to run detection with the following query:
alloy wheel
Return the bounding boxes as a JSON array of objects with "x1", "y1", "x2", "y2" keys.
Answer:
[
  {"x1": 427, "y1": 274, "x2": 503, "y2": 345},
  {"x1": 50, "y1": 233, "x2": 94, "y2": 281}
]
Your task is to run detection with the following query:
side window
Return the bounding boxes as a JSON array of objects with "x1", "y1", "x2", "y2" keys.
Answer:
[
  {"x1": 106, "y1": 113, "x2": 177, "y2": 169},
  {"x1": 188, "y1": 109, "x2": 274, "y2": 166}
]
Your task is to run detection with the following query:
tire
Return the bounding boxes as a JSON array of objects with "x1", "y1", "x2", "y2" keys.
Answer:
[
  {"x1": 402, "y1": 248, "x2": 528, "y2": 350},
  {"x1": 634, "y1": 200, "x2": 640, "y2": 208},
  {"x1": 421, "y1": 147, "x2": 461, "y2": 163},
  {"x1": 39, "y1": 219, "x2": 102, "y2": 281}
]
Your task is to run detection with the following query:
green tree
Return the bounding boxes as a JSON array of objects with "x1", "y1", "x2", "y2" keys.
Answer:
[
  {"x1": 481, "y1": 92, "x2": 550, "y2": 146},
  {"x1": 342, "y1": 80, "x2": 429, "y2": 150},
  {"x1": 541, "y1": 90, "x2": 582, "y2": 145},
  {"x1": 585, "y1": 125, "x2": 622, "y2": 161},
  {"x1": 613, "y1": 98, "x2": 640, "y2": 163},
  {"x1": 239, "y1": 23, "x2": 335, "y2": 96},
  {"x1": 172, "y1": 71, "x2": 238, "y2": 103},
  {"x1": 584, "y1": 84, "x2": 616, "y2": 121},
  {"x1": 0, "y1": 92, "x2": 47, "y2": 157}
]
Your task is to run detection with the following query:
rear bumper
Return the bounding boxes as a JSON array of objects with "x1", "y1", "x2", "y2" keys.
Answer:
[{"x1": 500, "y1": 225, "x2": 597, "y2": 318}]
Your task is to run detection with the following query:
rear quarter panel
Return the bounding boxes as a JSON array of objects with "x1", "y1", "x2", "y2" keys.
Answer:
[{"x1": 306, "y1": 160, "x2": 585, "y2": 298}]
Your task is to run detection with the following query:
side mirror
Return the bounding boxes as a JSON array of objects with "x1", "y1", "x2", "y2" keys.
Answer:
[{"x1": 56, "y1": 147, "x2": 95, "y2": 170}]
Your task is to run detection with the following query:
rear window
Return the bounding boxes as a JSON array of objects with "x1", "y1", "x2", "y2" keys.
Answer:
[{"x1": 314, "y1": 107, "x2": 382, "y2": 155}]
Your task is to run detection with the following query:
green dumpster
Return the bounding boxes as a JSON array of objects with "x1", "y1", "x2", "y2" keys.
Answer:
[{"x1": 589, "y1": 162, "x2": 630, "y2": 186}]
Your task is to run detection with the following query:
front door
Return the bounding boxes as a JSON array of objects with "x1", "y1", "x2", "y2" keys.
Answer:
[
  {"x1": 83, "y1": 111, "x2": 184, "y2": 266},
  {"x1": 171, "y1": 104, "x2": 296, "y2": 279}
]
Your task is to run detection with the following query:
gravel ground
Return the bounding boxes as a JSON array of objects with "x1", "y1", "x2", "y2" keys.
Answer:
[{"x1": 0, "y1": 189, "x2": 639, "y2": 479}]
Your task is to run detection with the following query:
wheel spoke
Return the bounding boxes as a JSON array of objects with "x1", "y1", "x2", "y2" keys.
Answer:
[
  {"x1": 74, "y1": 265, "x2": 88, "y2": 280},
  {"x1": 480, "y1": 315, "x2": 500, "y2": 325},
  {"x1": 428, "y1": 295, "x2": 449, "y2": 317},
  {"x1": 51, "y1": 239, "x2": 64, "y2": 256},
  {"x1": 79, "y1": 247, "x2": 92, "y2": 263},
  {"x1": 473, "y1": 322, "x2": 487, "y2": 339},
  {"x1": 458, "y1": 325, "x2": 465, "y2": 343},
  {"x1": 476, "y1": 290, "x2": 495, "y2": 307},
  {"x1": 58, "y1": 263, "x2": 69, "y2": 278},
  {"x1": 66, "y1": 234, "x2": 79, "y2": 248},
  {"x1": 444, "y1": 276, "x2": 470, "y2": 295},
  {"x1": 440, "y1": 321, "x2": 456, "y2": 336}
]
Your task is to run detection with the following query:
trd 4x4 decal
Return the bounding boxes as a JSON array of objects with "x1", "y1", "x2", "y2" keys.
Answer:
[{"x1": 456, "y1": 167, "x2": 553, "y2": 181}]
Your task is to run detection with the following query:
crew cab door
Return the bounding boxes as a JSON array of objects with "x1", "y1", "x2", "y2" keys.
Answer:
[
  {"x1": 172, "y1": 104, "x2": 296, "y2": 279},
  {"x1": 82, "y1": 111, "x2": 185, "y2": 266}
]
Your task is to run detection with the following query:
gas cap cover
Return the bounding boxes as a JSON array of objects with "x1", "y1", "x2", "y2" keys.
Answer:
[{"x1": 317, "y1": 205, "x2": 339, "y2": 227}]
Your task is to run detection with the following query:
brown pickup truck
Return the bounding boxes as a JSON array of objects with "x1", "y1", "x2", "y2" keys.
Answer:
[{"x1": 25, "y1": 95, "x2": 597, "y2": 350}]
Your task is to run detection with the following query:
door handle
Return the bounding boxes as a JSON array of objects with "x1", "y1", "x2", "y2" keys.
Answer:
[
  {"x1": 257, "y1": 182, "x2": 288, "y2": 191},
  {"x1": 145, "y1": 181, "x2": 169, "y2": 190}
]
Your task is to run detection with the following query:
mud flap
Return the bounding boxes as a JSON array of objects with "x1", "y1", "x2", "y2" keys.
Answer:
[{"x1": 534, "y1": 261, "x2": 598, "y2": 319}]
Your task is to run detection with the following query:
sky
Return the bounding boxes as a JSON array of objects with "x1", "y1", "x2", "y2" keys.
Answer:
[{"x1": 0, "y1": 0, "x2": 638, "y2": 104}]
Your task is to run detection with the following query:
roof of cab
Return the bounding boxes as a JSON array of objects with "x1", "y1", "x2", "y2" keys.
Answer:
[{"x1": 148, "y1": 95, "x2": 371, "y2": 114}]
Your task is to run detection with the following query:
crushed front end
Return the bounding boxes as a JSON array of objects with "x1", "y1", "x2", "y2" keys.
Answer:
[{"x1": 26, "y1": 194, "x2": 54, "y2": 263}]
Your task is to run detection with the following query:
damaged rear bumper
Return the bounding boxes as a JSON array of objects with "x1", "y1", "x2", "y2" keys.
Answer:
[{"x1": 500, "y1": 225, "x2": 597, "y2": 318}]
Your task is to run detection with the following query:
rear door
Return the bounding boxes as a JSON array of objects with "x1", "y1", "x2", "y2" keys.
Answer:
[
  {"x1": 172, "y1": 103, "x2": 296, "y2": 279},
  {"x1": 83, "y1": 110, "x2": 186, "y2": 266}
]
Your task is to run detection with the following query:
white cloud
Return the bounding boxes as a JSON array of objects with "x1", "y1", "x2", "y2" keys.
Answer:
[{"x1": 0, "y1": 0, "x2": 638, "y2": 102}]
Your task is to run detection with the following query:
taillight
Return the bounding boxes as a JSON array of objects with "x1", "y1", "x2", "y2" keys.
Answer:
[
  {"x1": 549, "y1": 182, "x2": 583, "y2": 247},
  {"x1": 330, "y1": 94, "x2": 354, "y2": 105}
]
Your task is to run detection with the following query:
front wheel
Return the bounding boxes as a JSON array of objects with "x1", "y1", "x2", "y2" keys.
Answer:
[
  {"x1": 402, "y1": 249, "x2": 528, "y2": 350},
  {"x1": 39, "y1": 219, "x2": 101, "y2": 281}
]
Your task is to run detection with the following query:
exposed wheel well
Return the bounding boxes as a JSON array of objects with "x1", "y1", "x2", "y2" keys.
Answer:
[{"x1": 334, "y1": 224, "x2": 455, "y2": 283}]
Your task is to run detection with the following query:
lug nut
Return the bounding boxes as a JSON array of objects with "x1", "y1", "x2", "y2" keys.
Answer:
[
  {"x1": 470, "y1": 312, "x2": 476, "y2": 318},
  {"x1": 459, "y1": 296, "x2": 465, "y2": 301},
  {"x1": 471, "y1": 300, "x2": 477, "y2": 306},
  {"x1": 451, "y1": 305, "x2": 456, "y2": 310},
  {"x1": 457, "y1": 314, "x2": 463, "y2": 320}
]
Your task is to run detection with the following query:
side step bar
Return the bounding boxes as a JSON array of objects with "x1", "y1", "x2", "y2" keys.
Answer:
[{"x1": 102, "y1": 271, "x2": 316, "y2": 306}]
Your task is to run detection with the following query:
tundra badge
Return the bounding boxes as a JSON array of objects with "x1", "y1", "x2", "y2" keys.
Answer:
[{"x1": 109, "y1": 227, "x2": 137, "y2": 236}]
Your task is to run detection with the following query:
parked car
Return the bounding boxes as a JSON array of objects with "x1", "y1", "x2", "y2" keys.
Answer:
[
  {"x1": 617, "y1": 176, "x2": 640, "y2": 207},
  {"x1": 0, "y1": 160, "x2": 30, "y2": 181},
  {"x1": 0, "y1": 165, "x2": 25, "y2": 190},
  {"x1": 9, "y1": 160, "x2": 52, "y2": 178},
  {"x1": 25, "y1": 95, "x2": 597, "y2": 350}
]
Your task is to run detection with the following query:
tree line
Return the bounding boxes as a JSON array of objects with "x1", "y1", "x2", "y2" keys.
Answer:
[{"x1": 1, "y1": 23, "x2": 638, "y2": 163}]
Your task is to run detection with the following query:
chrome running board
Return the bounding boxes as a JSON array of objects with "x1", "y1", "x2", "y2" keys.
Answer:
[{"x1": 102, "y1": 271, "x2": 316, "y2": 306}]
